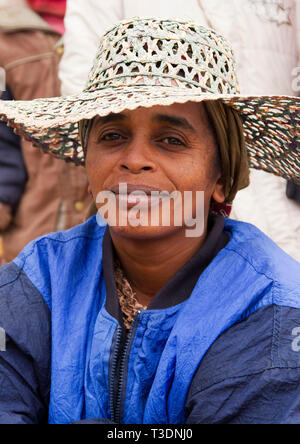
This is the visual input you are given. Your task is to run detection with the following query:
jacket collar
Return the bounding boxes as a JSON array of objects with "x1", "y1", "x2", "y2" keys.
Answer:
[{"x1": 102, "y1": 215, "x2": 229, "y2": 325}]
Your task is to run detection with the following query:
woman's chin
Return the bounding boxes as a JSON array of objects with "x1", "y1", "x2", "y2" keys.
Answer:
[{"x1": 108, "y1": 223, "x2": 183, "y2": 241}]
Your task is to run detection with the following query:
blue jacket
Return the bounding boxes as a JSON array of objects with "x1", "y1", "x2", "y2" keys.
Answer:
[{"x1": 0, "y1": 216, "x2": 300, "y2": 424}]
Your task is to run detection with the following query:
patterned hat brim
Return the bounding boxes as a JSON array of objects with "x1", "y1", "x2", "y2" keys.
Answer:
[{"x1": 0, "y1": 84, "x2": 299, "y2": 183}]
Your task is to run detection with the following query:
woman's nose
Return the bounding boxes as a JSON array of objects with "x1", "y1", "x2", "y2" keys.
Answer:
[{"x1": 120, "y1": 139, "x2": 156, "y2": 174}]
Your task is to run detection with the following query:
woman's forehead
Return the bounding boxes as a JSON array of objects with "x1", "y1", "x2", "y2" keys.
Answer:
[{"x1": 92, "y1": 102, "x2": 209, "y2": 130}]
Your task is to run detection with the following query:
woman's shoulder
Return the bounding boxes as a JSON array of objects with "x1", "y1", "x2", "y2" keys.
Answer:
[{"x1": 1, "y1": 216, "x2": 107, "y2": 310}]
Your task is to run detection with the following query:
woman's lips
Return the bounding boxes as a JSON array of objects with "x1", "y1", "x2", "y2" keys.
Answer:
[
  {"x1": 110, "y1": 184, "x2": 165, "y2": 195},
  {"x1": 109, "y1": 184, "x2": 170, "y2": 209},
  {"x1": 117, "y1": 193, "x2": 151, "y2": 209}
]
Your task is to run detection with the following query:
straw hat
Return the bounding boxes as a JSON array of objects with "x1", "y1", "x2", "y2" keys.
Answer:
[{"x1": 0, "y1": 17, "x2": 299, "y2": 183}]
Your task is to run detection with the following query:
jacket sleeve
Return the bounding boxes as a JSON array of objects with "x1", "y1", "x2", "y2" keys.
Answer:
[
  {"x1": 0, "y1": 87, "x2": 28, "y2": 210},
  {"x1": 185, "y1": 305, "x2": 300, "y2": 424},
  {"x1": 59, "y1": 0, "x2": 123, "y2": 95},
  {"x1": 0, "y1": 263, "x2": 51, "y2": 424},
  {"x1": 186, "y1": 368, "x2": 300, "y2": 424}
]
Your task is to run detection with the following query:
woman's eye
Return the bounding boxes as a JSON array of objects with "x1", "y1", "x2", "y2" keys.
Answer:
[
  {"x1": 161, "y1": 137, "x2": 184, "y2": 146},
  {"x1": 100, "y1": 133, "x2": 123, "y2": 142}
]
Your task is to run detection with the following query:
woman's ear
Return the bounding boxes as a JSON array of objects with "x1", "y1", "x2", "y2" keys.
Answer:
[{"x1": 212, "y1": 175, "x2": 226, "y2": 203}]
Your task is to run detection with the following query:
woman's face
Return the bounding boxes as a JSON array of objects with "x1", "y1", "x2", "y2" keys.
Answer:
[{"x1": 85, "y1": 102, "x2": 225, "y2": 240}]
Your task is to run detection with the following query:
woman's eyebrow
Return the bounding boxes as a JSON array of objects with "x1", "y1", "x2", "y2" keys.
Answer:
[
  {"x1": 153, "y1": 114, "x2": 196, "y2": 132},
  {"x1": 94, "y1": 113, "x2": 127, "y2": 125}
]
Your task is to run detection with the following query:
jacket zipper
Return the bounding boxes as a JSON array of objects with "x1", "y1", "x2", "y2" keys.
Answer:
[
  {"x1": 109, "y1": 325, "x2": 122, "y2": 422},
  {"x1": 110, "y1": 311, "x2": 141, "y2": 423}
]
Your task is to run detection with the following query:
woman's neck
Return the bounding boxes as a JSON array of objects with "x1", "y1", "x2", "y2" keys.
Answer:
[{"x1": 109, "y1": 226, "x2": 208, "y2": 307}]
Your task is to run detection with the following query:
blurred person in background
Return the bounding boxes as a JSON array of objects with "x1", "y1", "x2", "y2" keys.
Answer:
[
  {"x1": 59, "y1": 0, "x2": 300, "y2": 261},
  {"x1": 0, "y1": 0, "x2": 91, "y2": 265},
  {"x1": 26, "y1": 0, "x2": 66, "y2": 34}
]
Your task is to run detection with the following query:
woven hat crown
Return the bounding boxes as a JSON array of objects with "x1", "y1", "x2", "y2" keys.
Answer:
[{"x1": 85, "y1": 18, "x2": 240, "y2": 95}]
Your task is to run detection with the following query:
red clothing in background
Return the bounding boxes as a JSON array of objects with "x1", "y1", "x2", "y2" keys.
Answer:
[{"x1": 26, "y1": 0, "x2": 66, "y2": 34}]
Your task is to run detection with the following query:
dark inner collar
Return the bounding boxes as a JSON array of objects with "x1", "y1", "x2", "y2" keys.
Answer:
[{"x1": 102, "y1": 215, "x2": 229, "y2": 321}]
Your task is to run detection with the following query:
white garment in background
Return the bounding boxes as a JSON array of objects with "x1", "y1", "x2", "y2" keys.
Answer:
[
  {"x1": 0, "y1": 0, "x2": 26, "y2": 8},
  {"x1": 59, "y1": 0, "x2": 300, "y2": 261},
  {"x1": 60, "y1": 0, "x2": 207, "y2": 95}
]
